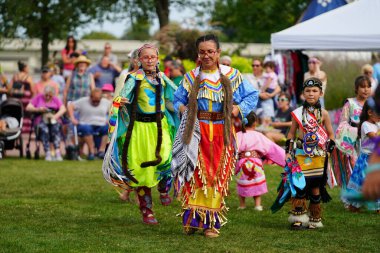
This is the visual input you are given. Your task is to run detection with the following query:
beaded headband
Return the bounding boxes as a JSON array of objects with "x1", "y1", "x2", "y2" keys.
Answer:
[{"x1": 303, "y1": 78, "x2": 323, "y2": 90}]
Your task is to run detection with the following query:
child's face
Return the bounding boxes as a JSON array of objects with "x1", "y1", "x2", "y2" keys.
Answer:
[
  {"x1": 369, "y1": 110, "x2": 380, "y2": 123},
  {"x1": 265, "y1": 66, "x2": 273, "y2": 73},
  {"x1": 357, "y1": 83, "x2": 371, "y2": 99},
  {"x1": 303, "y1": 87, "x2": 322, "y2": 105}
]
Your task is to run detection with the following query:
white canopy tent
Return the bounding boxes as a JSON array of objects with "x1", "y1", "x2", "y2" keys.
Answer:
[{"x1": 271, "y1": 0, "x2": 380, "y2": 51}]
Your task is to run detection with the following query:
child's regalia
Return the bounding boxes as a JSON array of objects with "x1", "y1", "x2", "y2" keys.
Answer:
[
  {"x1": 332, "y1": 98, "x2": 363, "y2": 188},
  {"x1": 102, "y1": 65, "x2": 178, "y2": 224},
  {"x1": 272, "y1": 78, "x2": 335, "y2": 229}
]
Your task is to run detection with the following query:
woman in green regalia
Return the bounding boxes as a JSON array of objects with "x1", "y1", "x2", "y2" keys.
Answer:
[{"x1": 103, "y1": 44, "x2": 177, "y2": 225}]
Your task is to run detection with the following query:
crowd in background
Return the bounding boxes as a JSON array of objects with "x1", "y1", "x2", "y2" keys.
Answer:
[{"x1": 1, "y1": 35, "x2": 380, "y2": 162}]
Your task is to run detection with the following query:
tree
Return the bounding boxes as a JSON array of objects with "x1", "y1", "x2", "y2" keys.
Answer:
[
  {"x1": 154, "y1": 23, "x2": 201, "y2": 60},
  {"x1": 0, "y1": 0, "x2": 120, "y2": 66},
  {"x1": 82, "y1": 31, "x2": 118, "y2": 40},
  {"x1": 122, "y1": 0, "x2": 196, "y2": 31},
  {"x1": 210, "y1": 0, "x2": 309, "y2": 43}
]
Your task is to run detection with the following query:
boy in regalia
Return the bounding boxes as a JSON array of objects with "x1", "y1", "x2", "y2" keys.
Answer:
[{"x1": 285, "y1": 77, "x2": 335, "y2": 229}]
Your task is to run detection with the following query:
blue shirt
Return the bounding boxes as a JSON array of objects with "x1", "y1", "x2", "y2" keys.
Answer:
[{"x1": 89, "y1": 64, "x2": 119, "y2": 89}]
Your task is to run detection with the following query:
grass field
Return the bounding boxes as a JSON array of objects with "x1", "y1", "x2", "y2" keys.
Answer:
[{"x1": 0, "y1": 159, "x2": 379, "y2": 253}]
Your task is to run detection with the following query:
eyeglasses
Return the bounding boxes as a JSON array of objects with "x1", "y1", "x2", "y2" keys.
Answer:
[
  {"x1": 277, "y1": 98, "x2": 289, "y2": 102},
  {"x1": 308, "y1": 61, "x2": 317, "y2": 64},
  {"x1": 364, "y1": 71, "x2": 373, "y2": 75},
  {"x1": 252, "y1": 64, "x2": 261, "y2": 67},
  {"x1": 140, "y1": 55, "x2": 158, "y2": 62},
  {"x1": 198, "y1": 50, "x2": 217, "y2": 57}
]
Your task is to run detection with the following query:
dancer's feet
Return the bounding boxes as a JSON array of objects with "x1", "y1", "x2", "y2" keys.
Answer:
[
  {"x1": 204, "y1": 229, "x2": 219, "y2": 238},
  {"x1": 159, "y1": 193, "x2": 172, "y2": 206},
  {"x1": 142, "y1": 213, "x2": 158, "y2": 225}
]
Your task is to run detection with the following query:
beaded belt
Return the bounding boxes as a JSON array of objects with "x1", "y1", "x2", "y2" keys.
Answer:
[
  {"x1": 136, "y1": 112, "x2": 163, "y2": 122},
  {"x1": 197, "y1": 111, "x2": 224, "y2": 121},
  {"x1": 238, "y1": 150, "x2": 260, "y2": 159}
]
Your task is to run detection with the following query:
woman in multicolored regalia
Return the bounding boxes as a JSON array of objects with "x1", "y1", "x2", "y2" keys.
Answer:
[
  {"x1": 102, "y1": 44, "x2": 177, "y2": 225},
  {"x1": 171, "y1": 34, "x2": 258, "y2": 238}
]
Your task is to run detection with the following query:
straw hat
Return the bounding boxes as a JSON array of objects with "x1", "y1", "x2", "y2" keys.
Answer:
[{"x1": 74, "y1": 55, "x2": 91, "y2": 66}]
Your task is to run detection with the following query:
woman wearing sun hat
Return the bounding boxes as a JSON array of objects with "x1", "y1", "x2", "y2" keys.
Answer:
[{"x1": 63, "y1": 55, "x2": 95, "y2": 104}]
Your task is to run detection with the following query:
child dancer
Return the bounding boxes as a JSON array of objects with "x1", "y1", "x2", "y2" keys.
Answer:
[
  {"x1": 342, "y1": 99, "x2": 380, "y2": 212},
  {"x1": 236, "y1": 111, "x2": 285, "y2": 210},
  {"x1": 285, "y1": 77, "x2": 335, "y2": 229},
  {"x1": 333, "y1": 76, "x2": 371, "y2": 188}
]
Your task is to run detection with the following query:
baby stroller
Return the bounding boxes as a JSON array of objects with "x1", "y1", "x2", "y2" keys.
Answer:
[{"x1": 0, "y1": 98, "x2": 24, "y2": 159}]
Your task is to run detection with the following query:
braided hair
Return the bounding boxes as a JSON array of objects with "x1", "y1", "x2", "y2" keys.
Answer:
[{"x1": 183, "y1": 34, "x2": 233, "y2": 146}]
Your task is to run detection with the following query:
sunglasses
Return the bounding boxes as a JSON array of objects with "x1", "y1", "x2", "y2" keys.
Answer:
[
  {"x1": 252, "y1": 64, "x2": 261, "y2": 67},
  {"x1": 308, "y1": 61, "x2": 317, "y2": 64},
  {"x1": 277, "y1": 98, "x2": 289, "y2": 102}
]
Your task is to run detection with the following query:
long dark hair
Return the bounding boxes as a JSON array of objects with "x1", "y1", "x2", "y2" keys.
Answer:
[
  {"x1": 358, "y1": 100, "x2": 371, "y2": 139},
  {"x1": 195, "y1": 34, "x2": 220, "y2": 50},
  {"x1": 241, "y1": 111, "x2": 257, "y2": 133},
  {"x1": 65, "y1": 35, "x2": 77, "y2": 52},
  {"x1": 17, "y1": 61, "x2": 27, "y2": 72},
  {"x1": 183, "y1": 34, "x2": 233, "y2": 145},
  {"x1": 354, "y1": 75, "x2": 371, "y2": 94}
]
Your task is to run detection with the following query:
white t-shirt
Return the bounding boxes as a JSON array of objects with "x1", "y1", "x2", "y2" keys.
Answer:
[
  {"x1": 361, "y1": 121, "x2": 379, "y2": 154},
  {"x1": 243, "y1": 73, "x2": 265, "y2": 90},
  {"x1": 73, "y1": 97, "x2": 111, "y2": 126}
]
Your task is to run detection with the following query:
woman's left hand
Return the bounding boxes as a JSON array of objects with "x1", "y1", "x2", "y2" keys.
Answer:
[{"x1": 232, "y1": 105, "x2": 239, "y2": 117}]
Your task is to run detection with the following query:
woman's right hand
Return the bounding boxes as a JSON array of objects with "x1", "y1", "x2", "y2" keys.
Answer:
[
  {"x1": 179, "y1": 105, "x2": 187, "y2": 113},
  {"x1": 71, "y1": 118, "x2": 79, "y2": 126},
  {"x1": 120, "y1": 97, "x2": 129, "y2": 106}
]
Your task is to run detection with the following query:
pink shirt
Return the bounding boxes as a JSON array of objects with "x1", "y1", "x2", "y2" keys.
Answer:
[
  {"x1": 262, "y1": 72, "x2": 278, "y2": 90},
  {"x1": 237, "y1": 130, "x2": 286, "y2": 168},
  {"x1": 30, "y1": 94, "x2": 63, "y2": 124},
  {"x1": 33, "y1": 80, "x2": 60, "y2": 96},
  {"x1": 61, "y1": 48, "x2": 75, "y2": 71}
]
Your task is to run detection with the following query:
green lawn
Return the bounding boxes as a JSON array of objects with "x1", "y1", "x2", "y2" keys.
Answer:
[{"x1": 0, "y1": 159, "x2": 379, "y2": 253}]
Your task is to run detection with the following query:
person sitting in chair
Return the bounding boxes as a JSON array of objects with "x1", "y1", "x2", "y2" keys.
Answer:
[
  {"x1": 67, "y1": 88, "x2": 111, "y2": 160},
  {"x1": 26, "y1": 86, "x2": 66, "y2": 161}
]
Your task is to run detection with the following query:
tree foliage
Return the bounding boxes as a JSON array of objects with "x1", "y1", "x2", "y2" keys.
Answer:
[
  {"x1": 154, "y1": 23, "x2": 202, "y2": 60},
  {"x1": 81, "y1": 31, "x2": 118, "y2": 40},
  {"x1": 210, "y1": 0, "x2": 309, "y2": 43},
  {"x1": 0, "y1": 0, "x2": 120, "y2": 66}
]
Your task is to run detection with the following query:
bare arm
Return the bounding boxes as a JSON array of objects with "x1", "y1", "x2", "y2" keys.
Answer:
[
  {"x1": 271, "y1": 121, "x2": 292, "y2": 128},
  {"x1": 110, "y1": 62, "x2": 122, "y2": 73},
  {"x1": 63, "y1": 76, "x2": 71, "y2": 104},
  {"x1": 67, "y1": 102, "x2": 78, "y2": 125},
  {"x1": 286, "y1": 117, "x2": 298, "y2": 140},
  {"x1": 54, "y1": 104, "x2": 66, "y2": 120},
  {"x1": 89, "y1": 73, "x2": 95, "y2": 90},
  {"x1": 27, "y1": 76, "x2": 35, "y2": 97},
  {"x1": 367, "y1": 132, "x2": 377, "y2": 139},
  {"x1": 61, "y1": 51, "x2": 72, "y2": 64}
]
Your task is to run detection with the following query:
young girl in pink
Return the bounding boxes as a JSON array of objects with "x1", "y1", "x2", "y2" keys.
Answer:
[{"x1": 236, "y1": 111, "x2": 286, "y2": 210}]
